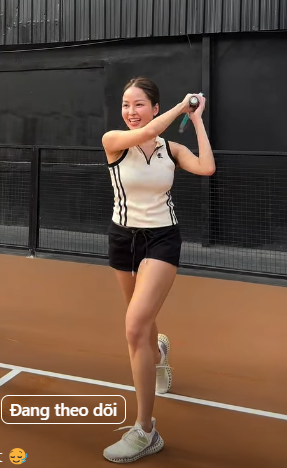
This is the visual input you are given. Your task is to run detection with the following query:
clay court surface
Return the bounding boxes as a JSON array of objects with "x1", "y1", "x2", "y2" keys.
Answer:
[{"x1": 0, "y1": 253, "x2": 287, "y2": 467}]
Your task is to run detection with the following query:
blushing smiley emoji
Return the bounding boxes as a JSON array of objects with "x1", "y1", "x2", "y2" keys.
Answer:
[{"x1": 9, "y1": 448, "x2": 27, "y2": 464}]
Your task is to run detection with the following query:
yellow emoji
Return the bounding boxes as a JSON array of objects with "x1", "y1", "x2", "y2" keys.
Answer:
[{"x1": 9, "y1": 448, "x2": 27, "y2": 464}]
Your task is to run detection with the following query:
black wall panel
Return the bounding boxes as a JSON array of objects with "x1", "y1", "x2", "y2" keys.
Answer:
[
  {"x1": 212, "y1": 33, "x2": 287, "y2": 152},
  {"x1": 0, "y1": 67, "x2": 105, "y2": 147}
]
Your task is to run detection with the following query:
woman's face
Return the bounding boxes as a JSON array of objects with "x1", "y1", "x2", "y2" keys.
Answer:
[{"x1": 122, "y1": 86, "x2": 159, "y2": 130}]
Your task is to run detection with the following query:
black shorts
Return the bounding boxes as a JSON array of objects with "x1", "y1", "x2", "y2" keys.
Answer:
[{"x1": 108, "y1": 221, "x2": 182, "y2": 274}]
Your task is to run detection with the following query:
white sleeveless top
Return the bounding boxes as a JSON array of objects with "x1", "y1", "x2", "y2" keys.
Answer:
[{"x1": 108, "y1": 136, "x2": 178, "y2": 228}]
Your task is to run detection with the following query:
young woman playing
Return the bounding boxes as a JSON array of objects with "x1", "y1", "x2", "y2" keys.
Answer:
[{"x1": 102, "y1": 77, "x2": 215, "y2": 463}]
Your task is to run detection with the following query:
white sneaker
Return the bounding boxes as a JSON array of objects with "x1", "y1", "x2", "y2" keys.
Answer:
[
  {"x1": 103, "y1": 417, "x2": 164, "y2": 463},
  {"x1": 156, "y1": 334, "x2": 172, "y2": 394}
]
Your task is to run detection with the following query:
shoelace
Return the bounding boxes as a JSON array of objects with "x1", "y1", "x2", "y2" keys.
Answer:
[
  {"x1": 114, "y1": 425, "x2": 145, "y2": 436},
  {"x1": 113, "y1": 425, "x2": 148, "y2": 446}
]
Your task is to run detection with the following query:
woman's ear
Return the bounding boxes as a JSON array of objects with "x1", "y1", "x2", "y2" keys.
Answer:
[{"x1": 153, "y1": 103, "x2": 159, "y2": 117}]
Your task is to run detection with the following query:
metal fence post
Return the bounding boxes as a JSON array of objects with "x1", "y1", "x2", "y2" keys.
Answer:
[
  {"x1": 201, "y1": 35, "x2": 212, "y2": 248},
  {"x1": 28, "y1": 147, "x2": 41, "y2": 257}
]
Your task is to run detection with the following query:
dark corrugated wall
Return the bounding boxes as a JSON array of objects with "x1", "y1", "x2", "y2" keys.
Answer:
[{"x1": 0, "y1": 0, "x2": 286, "y2": 46}]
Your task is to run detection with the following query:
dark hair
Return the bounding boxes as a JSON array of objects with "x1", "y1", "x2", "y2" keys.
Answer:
[{"x1": 123, "y1": 77, "x2": 160, "y2": 107}]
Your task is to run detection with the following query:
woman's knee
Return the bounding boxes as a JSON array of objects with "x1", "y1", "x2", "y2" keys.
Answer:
[{"x1": 125, "y1": 312, "x2": 152, "y2": 348}]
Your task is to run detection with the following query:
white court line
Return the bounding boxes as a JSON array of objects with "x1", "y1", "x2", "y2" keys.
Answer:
[
  {"x1": 0, "y1": 369, "x2": 21, "y2": 386},
  {"x1": 0, "y1": 362, "x2": 286, "y2": 422}
]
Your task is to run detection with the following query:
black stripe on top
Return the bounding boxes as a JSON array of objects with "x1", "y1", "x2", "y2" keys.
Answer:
[
  {"x1": 116, "y1": 165, "x2": 127, "y2": 226},
  {"x1": 108, "y1": 149, "x2": 129, "y2": 167},
  {"x1": 112, "y1": 166, "x2": 123, "y2": 225},
  {"x1": 112, "y1": 165, "x2": 128, "y2": 226},
  {"x1": 164, "y1": 140, "x2": 177, "y2": 166},
  {"x1": 166, "y1": 190, "x2": 177, "y2": 225}
]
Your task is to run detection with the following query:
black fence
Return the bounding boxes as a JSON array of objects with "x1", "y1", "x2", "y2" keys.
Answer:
[{"x1": 1, "y1": 145, "x2": 287, "y2": 279}]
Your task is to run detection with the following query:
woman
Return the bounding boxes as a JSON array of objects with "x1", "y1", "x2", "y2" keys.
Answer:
[{"x1": 102, "y1": 77, "x2": 215, "y2": 463}]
